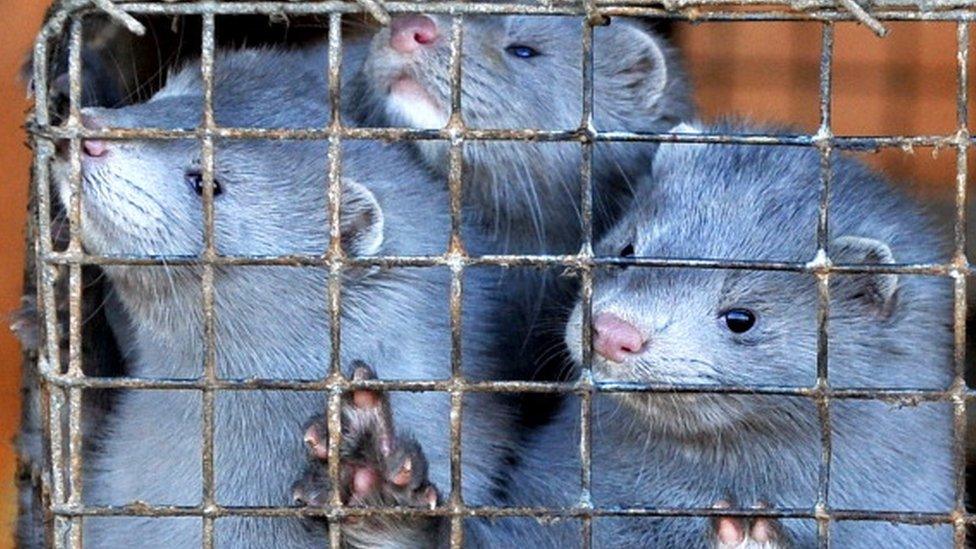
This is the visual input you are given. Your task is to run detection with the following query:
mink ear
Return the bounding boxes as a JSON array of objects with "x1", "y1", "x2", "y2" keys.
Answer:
[
  {"x1": 667, "y1": 122, "x2": 701, "y2": 135},
  {"x1": 340, "y1": 180, "x2": 385, "y2": 256},
  {"x1": 25, "y1": 48, "x2": 127, "y2": 109},
  {"x1": 651, "y1": 121, "x2": 705, "y2": 180},
  {"x1": 830, "y1": 235, "x2": 898, "y2": 313},
  {"x1": 595, "y1": 21, "x2": 669, "y2": 115}
]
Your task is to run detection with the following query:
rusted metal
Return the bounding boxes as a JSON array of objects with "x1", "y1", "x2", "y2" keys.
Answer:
[
  {"x1": 23, "y1": 1, "x2": 974, "y2": 548},
  {"x1": 34, "y1": 0, "x2": 976, "y2": 22},
  {"x1": 25, "y1": 123, "x2": 976, "y2": 148},
  {"x1": 813, "y1": 22, "x2": 835, "y2": 549},
  {"x1": 40, "y1": 501, "x2": 976, "y2": 524},
  {"x1": 446, "y1": 13, "x2": 466, "y2": 548},
  {"x1": 577, "y1": 6, "x2": 598, "y2": 547},
  {"x1": 22, "y1": 374, "x2": 976, "y2": 401},
  {"x1": 34, "y1": 250, "x2": 969, "y2": 276},
  {"x1": 325, "y1": 10, "x2": 347, "y2": 548},
  {"x1": 951, "y1": 20, "x2": 971, "y2": 549}
]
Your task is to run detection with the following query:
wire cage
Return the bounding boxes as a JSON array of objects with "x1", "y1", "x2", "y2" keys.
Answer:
[{"x1": 18, "y1": 0, "x2": 976, "y2": 547}]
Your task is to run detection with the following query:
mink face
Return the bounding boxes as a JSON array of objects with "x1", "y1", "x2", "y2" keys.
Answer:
[
  {"x1": 50, "y1": 47, "x2": 449, "y2": 293},
  {"x1": 565, "y1": 123, "x2": 954, "y2": 437},
  {"x1": 52, "y1": 49, "x2": 337, "y2": 260},
  {"x1": 351, "y1": 15, "x2": 694, "y2": 253},
  {"x1": 359, "y1": 15, "x2": 686, "y2": 131}
]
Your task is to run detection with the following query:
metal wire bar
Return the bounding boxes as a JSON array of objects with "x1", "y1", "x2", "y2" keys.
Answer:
[
  {"x1": 43, "y1": 502, "x2": 974, "y2": 524},
  {"x1": 38, "y1": 251, "x2": 967, "y2": 276},
  {"x1": 577, "y1": 7, "x2": 599, "y2": 547},
  {"x1": 198, "y1": 12, "x2": 218, "y2": 549},
  {"x1": 39, "y1": 0, "x2": 976, "y2": 22},
  {"x1": 950, "y1": 20, "x2": 970, "y2": 549},
  {"x1": 813, "y1": 22, "x2": 835, "y2": 549},
  {"x1": 27, "y1": 123, "x2": 976, "y2": 148},
  {"x1": 65, "y1": 16, "x2": 85, "y2": 549},
  {"x1": 28, "y1": 13, "x2": 63, "y2": 546},
  {"x1": 325, "y1": 11, "x2": 346, "y2": 549},
  {"x1": 30, "y1": 375, "x2": 976, "y2": 400},
  {"x1": 446, "y1": 12, "x2": 466, "y2": 548},
  {"x1": 834, "y1": 0, "x2": 888, "y2": 34}
]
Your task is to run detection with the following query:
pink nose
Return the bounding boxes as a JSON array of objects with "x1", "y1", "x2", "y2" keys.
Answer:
[
  {"x1": 81, "y1": 112, "x2": 107, "y2": 158},
  {"x1": 593, "y1": 313, "x2": 646, "y2": 363},
  {"x1": 389, "y1": 15, "x2": 438, "y2": 54}
]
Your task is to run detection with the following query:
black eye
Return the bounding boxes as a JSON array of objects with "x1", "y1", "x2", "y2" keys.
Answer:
[
  {"x1": 619, "y1": 244, "x2": 635, "y2": 258},
  {"x1": 505, "y1": 44, "x2": 540, "y2": 59},
  {"x1": 186, "y1": 171, "x2": 222, "y2": 197},
  {"x1": 722, "y1": 308, "x2": 756, "y2": 334}
]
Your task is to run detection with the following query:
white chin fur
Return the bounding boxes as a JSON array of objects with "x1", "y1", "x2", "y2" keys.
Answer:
[{"x1": 386, "y1": 84, "x2": 448, "y2": 129}]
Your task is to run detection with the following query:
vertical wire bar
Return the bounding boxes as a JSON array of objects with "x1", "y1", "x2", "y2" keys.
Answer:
[
  {"x1": 814, "y1": 22, "x2": 835, "y2": 549},
  {"x1": 578, "y1": 7, "x2": 600, "y2": 547},
  {"x1": 35, "y1": 135, "x2": 59, "y2": 549},
  {"x1": 951, "y1": 21, "x2": 970, "y2": 549},
  {"x1": 65, "y1": 17, "x2": 85, "y2": 549},
  {"x1": 324, "y1": 12, "x2": 345, "y2": 549},
  {"x1": 31, "y1": 25, "x2": 62, "y2": 549},
  {"x1": 446, "y1": 12, "x2": 466, "y2": 549},
  {"x1": 199, "y1": 13, "x2": 218, "y2": 549},
  {"x1": 43, "y1": 26, "x2": 72, "y2": 541}
]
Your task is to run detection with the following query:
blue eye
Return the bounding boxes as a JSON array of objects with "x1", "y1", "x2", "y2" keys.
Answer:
[{"x1": 505, "y1": 44, "x2": 540, "y2": 59}]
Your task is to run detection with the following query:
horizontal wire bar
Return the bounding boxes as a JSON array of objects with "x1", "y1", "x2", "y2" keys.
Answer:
[
  {"x1": 43, "y1": 1, "x2": 976, "y2": 23},
  {"x1": 36, "y1": 251, "x2": 966, "y2": 276},
  {"x1": 46, "y1": 502, "x2": 971, "y2": 525},
  {"x1": 26, "y1": 124, "x2": 973, "y2": 149},
  {"x1": 36, "y1": 374, "x2": 976, "y2": 401}
]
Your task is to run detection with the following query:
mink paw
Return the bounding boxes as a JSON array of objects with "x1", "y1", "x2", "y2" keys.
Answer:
[
  {"x1": 712, "y1": 500, "x2": 785, "y2": 549},
  {"x1": 293, "y1": 362, "x2": 440, "y2": 520}
]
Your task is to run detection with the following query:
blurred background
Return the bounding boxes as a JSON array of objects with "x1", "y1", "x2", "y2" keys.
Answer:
[
  {"x1": 0, "y1": 3, "x2": 970, "y2": 547},
  {"x1": 1, "y1": 2, "x2": 48, "y2": 547}
]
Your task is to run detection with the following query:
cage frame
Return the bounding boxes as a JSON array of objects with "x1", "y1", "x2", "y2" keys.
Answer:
[{"x1": 20, "y1": 0, "x2": 976, "y2": 548}]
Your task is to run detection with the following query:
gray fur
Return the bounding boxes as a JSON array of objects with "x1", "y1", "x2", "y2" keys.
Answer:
[
  {"x1": 350, "y1": 15, "x2": 694, "y2": 254},
  {"x1": 385, "y1": 122, "x2": 956, "y2": 547},
  {"x1": 552, "y1": 123, "x2": 953, "y2": 547},
  {"x1": 348, "y1": 16, "x2": 696, "y2": 439},
  {"x1": 51, "y1": 46, "x2": 518, "y2": 548}
]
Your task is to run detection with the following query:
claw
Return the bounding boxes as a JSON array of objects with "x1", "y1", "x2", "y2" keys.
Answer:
[
  {"x1": 350, "y1": 362, "x2": 382, "y2": 409},
  {"x1": 391, "y1": 457, "x2": 412, "y2": 487},
  {"x1": 291, "y1": 474, "x2": 328, "y2": 508},
  {"x1": 423, "y1": 486, "x2": 438, "y2": 510},
  {"x1": 304, "y1": 422, "x2": 329, "y2": 460}
]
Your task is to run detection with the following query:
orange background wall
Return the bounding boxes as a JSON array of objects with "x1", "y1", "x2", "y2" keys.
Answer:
[
  {"x1": 0, "y1": 2, "x2": 48, "y2": 547},
  {"x1": 0, "y1": 6, "x2": 968, "y2": 548}
]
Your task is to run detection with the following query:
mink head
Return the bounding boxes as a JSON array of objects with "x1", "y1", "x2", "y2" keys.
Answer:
[
  {"x1": 353, "y1": 15, "x2": 694, "y2": 251},
  {"x1": 52, "y1": 48, "x2": 386, "y2": 294},
  {"x1": 565, "y1": 123, "x2": 953, "y2": 437}
]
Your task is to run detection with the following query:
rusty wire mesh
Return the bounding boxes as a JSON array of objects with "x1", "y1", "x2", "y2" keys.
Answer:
[{"x1": 21, "y1": 0, "x2": 976, "y2": 548}]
